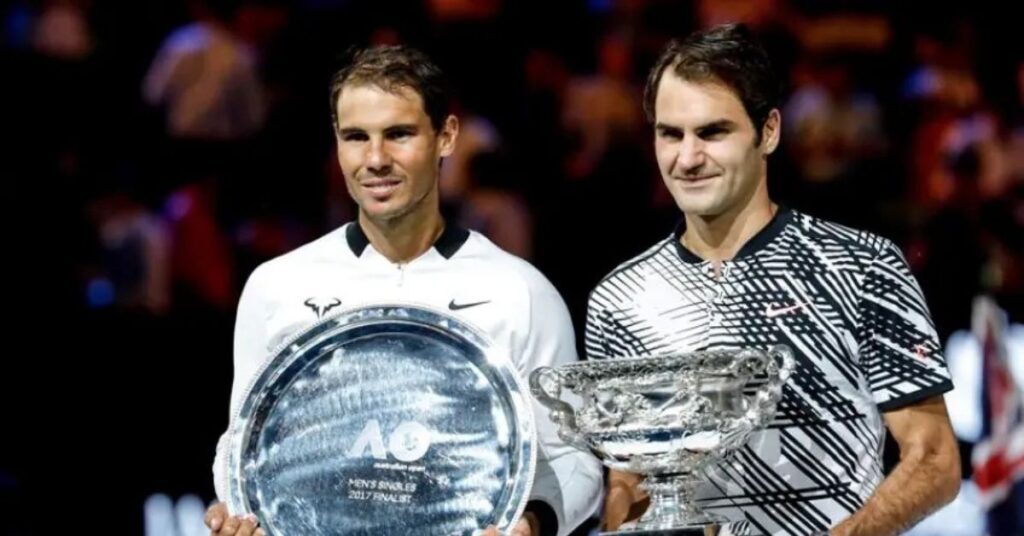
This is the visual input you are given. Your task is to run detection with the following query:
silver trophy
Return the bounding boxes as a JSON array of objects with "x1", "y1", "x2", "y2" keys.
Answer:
[
  {"x1": 530, "y1": 345, "x2": 795, "y2": 535},
  {"x1": 224, "y1": 304, "x2": 536, "y2": 535}
]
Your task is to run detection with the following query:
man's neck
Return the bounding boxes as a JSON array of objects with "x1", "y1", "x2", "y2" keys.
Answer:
[
  {"x1": 681, "y1": 198, "x2": 777, "y2": 267},
  {"x1": 359, "y1": 208, "x2": 445, "y2": 264}
]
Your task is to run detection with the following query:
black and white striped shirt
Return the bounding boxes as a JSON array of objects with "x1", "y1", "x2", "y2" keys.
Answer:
[{"x1": 585, "y1": 208, "x2": 952, "y2": 536}]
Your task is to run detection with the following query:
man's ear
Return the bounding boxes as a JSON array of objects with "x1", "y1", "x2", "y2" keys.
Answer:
[
  {"x1": 437, "y1": 114, "x2": 460, "y2": 158},
  {"x1": 761, "y1": 108, "x2": 781, "y2": 156}
]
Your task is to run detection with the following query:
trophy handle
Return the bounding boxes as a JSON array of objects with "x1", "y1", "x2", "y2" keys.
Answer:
[
  {"x1": 528, "y1": 367, "x2": 589, "y2": 450},
  {"x1": 749, "y1": 345, "x2": 796, "y2": 422}
]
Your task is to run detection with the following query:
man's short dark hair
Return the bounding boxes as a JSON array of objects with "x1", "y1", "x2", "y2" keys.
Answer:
[
  {"x1": 643, "y1": 23, "x2": 782, "y2": 143},
  {"x1": 329, "y1": 45, "x2": 451, "y2": 132}
]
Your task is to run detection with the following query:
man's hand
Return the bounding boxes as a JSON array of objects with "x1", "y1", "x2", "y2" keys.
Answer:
[
  {"x1": 603, "y1": 469, "x2": 648, "y2": 531},
  {"x1": 204, "y1": 502, "x2": 265, "y2": 536}
]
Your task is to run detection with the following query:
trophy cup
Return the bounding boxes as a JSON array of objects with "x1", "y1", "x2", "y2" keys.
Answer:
[
  {"x1": 530, "y1": 345, "x2": 795, "y2": 535},
  {"x1": 223, "y1": 304, "x2": 537, "y2": 535}
]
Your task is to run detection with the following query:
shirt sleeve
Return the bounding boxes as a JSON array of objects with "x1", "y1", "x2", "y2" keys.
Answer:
[
  {"x1": 520, "y1": 271, "x2": 604, "y2": 536},
  {"x1": 212, "y1": 264, "x2": 272, "y2": 504},
  {"x1": 856, "y1": 239, "x2": 953, "y2": 412}
]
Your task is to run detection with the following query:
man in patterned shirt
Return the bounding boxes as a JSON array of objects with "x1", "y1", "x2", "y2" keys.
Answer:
[{"x1": 590, "y1": 23, "x2": 961, "y2": 536}]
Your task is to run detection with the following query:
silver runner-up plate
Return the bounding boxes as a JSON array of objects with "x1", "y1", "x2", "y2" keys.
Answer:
[{"x1": 224, "y1": 304, "x2": 537, "y2": 535}]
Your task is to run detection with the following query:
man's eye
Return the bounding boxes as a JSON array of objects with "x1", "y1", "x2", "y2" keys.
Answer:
[
  {"x1": 387, "y1": 130, "x2": 414, "y2": 140},
  {"x1": 699, "y1": 128, "x2": 728, "y2": 139}
]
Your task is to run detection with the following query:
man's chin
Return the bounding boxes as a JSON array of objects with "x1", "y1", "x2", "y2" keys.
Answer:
[
  {"x1": 359, "y1": 206, "x2": 404, "y2": 223},
  {"x1": 675, "y1": 201, "x2": 724, "y2": 218}
]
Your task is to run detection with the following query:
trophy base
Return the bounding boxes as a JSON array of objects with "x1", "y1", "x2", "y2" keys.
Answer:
[
  {"x1": 622, "y1": 473, "x2": 728, "y2": 536},
  {"x1": 599, "y1": 526, "x2": 713, "y2": 536}
]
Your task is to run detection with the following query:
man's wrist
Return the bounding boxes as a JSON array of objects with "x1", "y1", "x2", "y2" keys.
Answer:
[{"x1": 607, "y1": 479, "x2": 637, "y2": 505}]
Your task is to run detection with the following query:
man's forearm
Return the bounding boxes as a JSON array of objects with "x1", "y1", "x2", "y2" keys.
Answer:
[{"x1": 831, "y1": 447, "x2": 959, "y2": 536}]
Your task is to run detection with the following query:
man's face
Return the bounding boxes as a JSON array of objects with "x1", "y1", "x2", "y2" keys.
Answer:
[
  {"x1": 653, "y1": 71, "x2": 778, "y2": 218},
  {"x1": 334, "y1": 84, "x2": 457, "y2": 225}
]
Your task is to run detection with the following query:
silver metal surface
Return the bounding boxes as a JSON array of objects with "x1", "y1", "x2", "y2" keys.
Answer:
[
  {"x1": 226, "y1": 304, "x2": 536, "y2": 535},
  {"x1": 531, "y1": 345, "x2": 795, "y2": 534}
]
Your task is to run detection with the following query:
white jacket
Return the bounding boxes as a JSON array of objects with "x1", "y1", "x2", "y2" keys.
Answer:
[{"x1": 213, "y1": 222, "x2": 603, "y2": 535}]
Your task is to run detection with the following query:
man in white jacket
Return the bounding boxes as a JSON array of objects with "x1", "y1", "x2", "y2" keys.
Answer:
[{"x1": 204, "y1": 44, "x2": 602, "y2": 536}]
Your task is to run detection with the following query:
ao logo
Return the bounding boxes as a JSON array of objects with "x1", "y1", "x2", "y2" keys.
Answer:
[{"x1": 347, "y1": 420, "x2": 432, "y2": 462}]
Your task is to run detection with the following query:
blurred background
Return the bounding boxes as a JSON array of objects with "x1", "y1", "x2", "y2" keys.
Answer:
[{"x1": 2, "y1": 0, "x2": 1021, "y2": 534}]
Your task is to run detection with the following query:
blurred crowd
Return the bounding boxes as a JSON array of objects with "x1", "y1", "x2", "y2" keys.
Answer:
[{"x1": 3, "y1": 1, "x2": 1021, "y2": 534}]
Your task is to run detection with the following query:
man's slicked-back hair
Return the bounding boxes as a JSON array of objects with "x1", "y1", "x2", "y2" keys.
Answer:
[
  {"x1": 643, "y1": 23, "x2": 782, "y2": 143},
  {"x1": 329, "y1": 45, "x2": 451, "y2": 132}
]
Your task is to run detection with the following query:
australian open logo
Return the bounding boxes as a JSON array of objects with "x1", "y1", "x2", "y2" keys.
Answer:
[{"x1": 347, "y1": 420, "x2": 432, "y2": 463}]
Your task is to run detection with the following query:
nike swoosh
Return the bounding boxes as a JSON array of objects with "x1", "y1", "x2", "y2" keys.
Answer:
[
  {"x1": 764, "y1": 302, "x2": 808, "y2": 318},
  {"x1": 449, "y1": 299, "x2": 491, "y2": 311}
]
